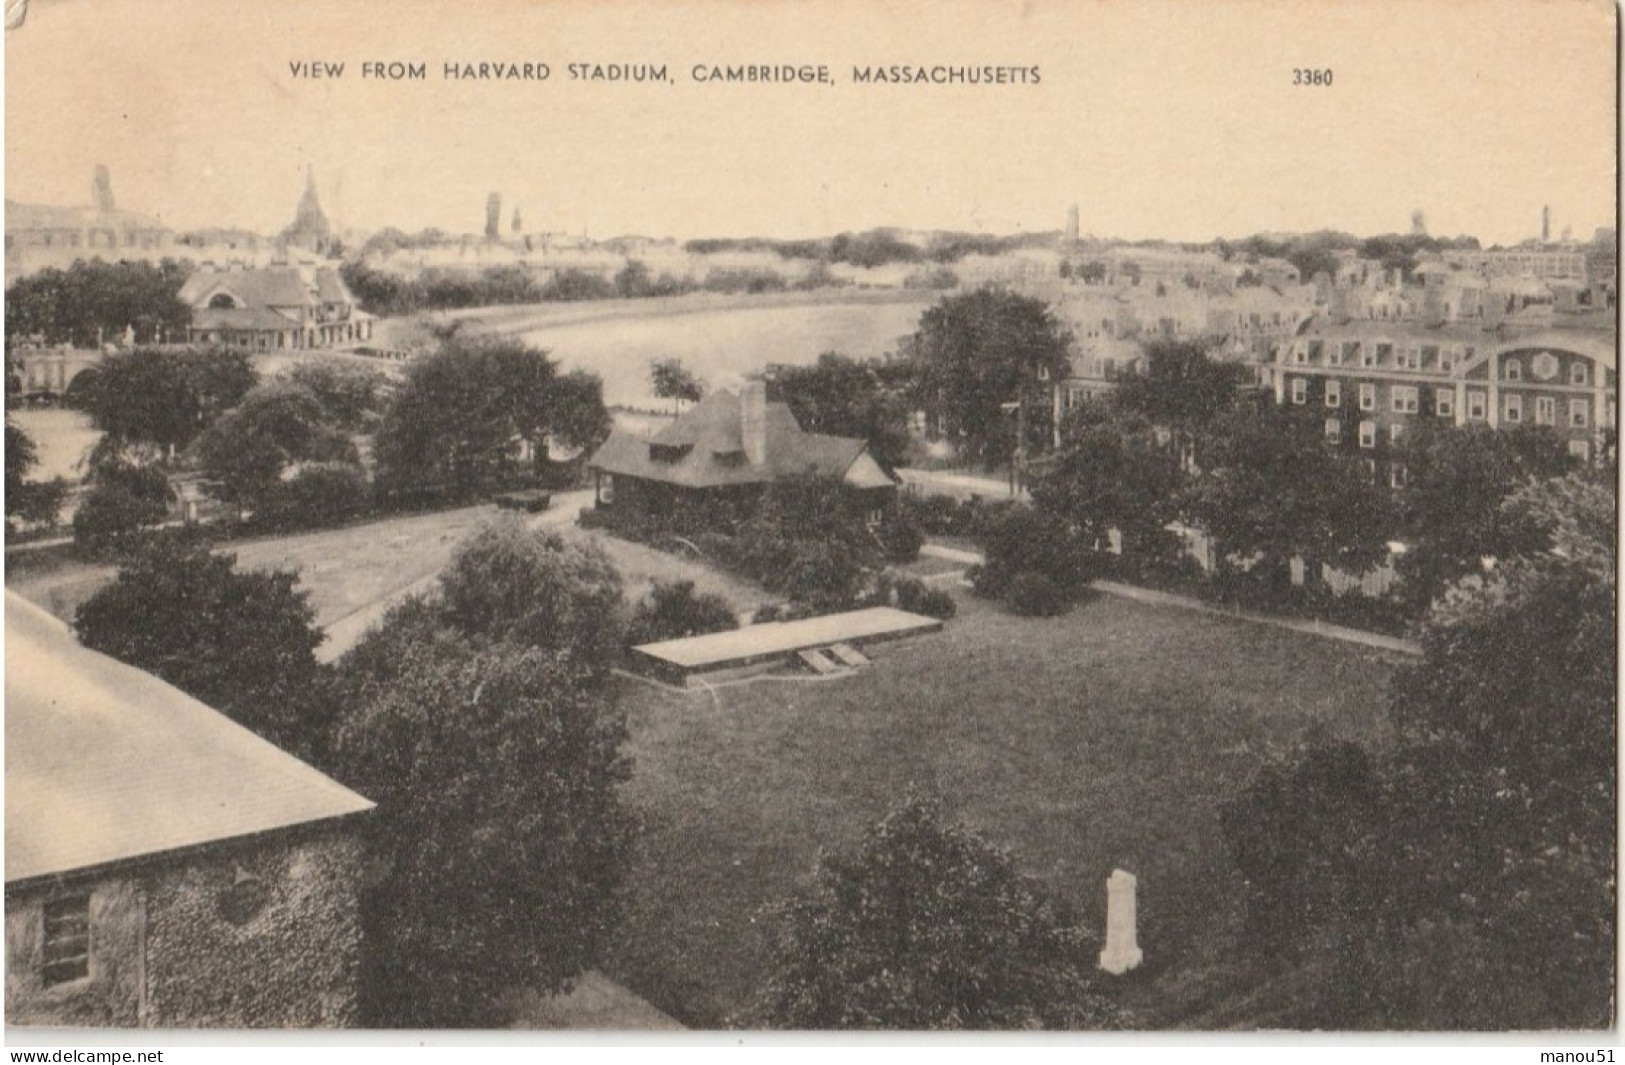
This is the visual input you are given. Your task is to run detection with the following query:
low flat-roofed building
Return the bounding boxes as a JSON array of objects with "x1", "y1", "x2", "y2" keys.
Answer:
[{"x1": 5, "y1": 592, "x2": 374, "y2": 1028}]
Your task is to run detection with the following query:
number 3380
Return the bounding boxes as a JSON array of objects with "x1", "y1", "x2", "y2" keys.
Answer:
[{"x1": 1293, "y1": 69, "x2": 1333, "y2": 86}]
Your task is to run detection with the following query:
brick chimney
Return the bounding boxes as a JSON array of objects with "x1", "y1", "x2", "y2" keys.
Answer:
[{"x1": 741, "y1": 380, "x2": 768, "y2": 467}]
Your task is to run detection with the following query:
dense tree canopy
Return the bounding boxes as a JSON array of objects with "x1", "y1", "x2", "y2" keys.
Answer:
[
  {"x1": 771, "y1": 352, "x2": 913, "y2": 471},
  {"x1": 5, "y1": 259, "x2": 192, "y2": 347},
  {"x1": 197, "y1": 381, "x2": 360, "y2": 512},
  {"x1": 911, "y1": 288, "x2": 1073, "y2": 468},
  {"x1": 1223, "y1": 474, "x2": 1615, "y2": 1028},
  {"x1": 374, "y1": 338, "x2": 609, "y2": 499},
  {"x1": 4, "y1": 419, "x2": 68, "y2": 532},
  {"x1": 436, "y1": 516, "x2": 626, "y2": 674},
  {"x1": 332, "y1": 621, "x2": 636, "y2": 1027},
  {"x1": 1030, "y1": 403, "x2": 1184, "y2": 566},
  {"x1": 279, "y1": 359, "x2": 391, "y2": 432},
  {"x1": 74, "y1": 537, "x2": 332, "y2": 759},
  {"x1": 1393, "y1": 422, "x2": 1576, "y2": 611},
  {"x1": 328, "y1": 519, "x2": 639, "y2": 1026},
  {"x1": 79, "y1": 347, "x2": 257, "y2": 456},
  {"x1": 750, "y1": 795, "x2": 1118, "y2": 1029},
  {"x1": 1184, "y1": 403, "x2": 1393, "y2": 587},
  {"x1": 1110, "y1": 339, "x2": 1248, "y2": 463}
]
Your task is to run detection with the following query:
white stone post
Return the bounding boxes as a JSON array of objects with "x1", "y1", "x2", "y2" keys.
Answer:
[{"x1": 1099, "y1": 868, "x2": 1143, "y2": 975}]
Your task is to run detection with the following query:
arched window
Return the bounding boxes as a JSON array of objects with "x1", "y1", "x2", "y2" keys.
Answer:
[{"x1": 208, "y1": 293, "x2": 239, "y2": 309}]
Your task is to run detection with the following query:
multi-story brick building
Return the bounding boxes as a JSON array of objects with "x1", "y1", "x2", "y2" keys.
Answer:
[{"x1": 1275, "y1": 319, "x2": 1617, "y2": 479}]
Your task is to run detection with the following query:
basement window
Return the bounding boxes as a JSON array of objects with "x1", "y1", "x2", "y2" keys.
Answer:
[{"x1": 43, "y1": 895, "x2": 90, "y2": 986}]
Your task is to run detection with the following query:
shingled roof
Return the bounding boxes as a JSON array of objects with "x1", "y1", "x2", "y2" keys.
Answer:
[
  {"x1": 178, "y1": 266, "x2": 355, "y2": 312},
  {"x1": 589, "y1": 388, "x2": 892, "y2": 490},
  {"x1": 5, "y1": 593, "x2": 373, "y2": 885}
]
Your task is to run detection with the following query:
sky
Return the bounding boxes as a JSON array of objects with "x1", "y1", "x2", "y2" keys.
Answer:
[{"x1": 4, "y1": 0, "x2": 1617, "y2": 246}]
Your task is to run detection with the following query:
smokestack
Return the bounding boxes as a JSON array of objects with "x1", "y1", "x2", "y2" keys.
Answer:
[
  {"x1": 1543, "y1": 205, "x2": 1551, "y2": 243},
  {"x1": 485, "y1": 192, "x2": 502, "y2": 240},
  {"x1": 741, "y1": 381, "x2": 768, "y2": 467},
  {"x1": 91, "y1": 165, "x2": 114, "y2": 213}
]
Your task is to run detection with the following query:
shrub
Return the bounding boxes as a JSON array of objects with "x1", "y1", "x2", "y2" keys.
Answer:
[
  {"x1": 626, "y1": 580, "x2": 739, "y2": 646},
  {"x1": 1001, "y1": 571, "x2": 1072, "y2": 617},
  {"x1": 255, "y1": 462, "x2": 371, "y2": 532},
  {"x1": 974, "y1": 505, "x2": 1098, "y2": 609},
  {"x1": 874, "y1": 507, "x2": 924, "y2": 563},
  {"x1": 73, "y1": 483, "x2": 168, "y2": 558},
  {"x1": 892, "y1": 576, "x2": 957, "y2": 620}
]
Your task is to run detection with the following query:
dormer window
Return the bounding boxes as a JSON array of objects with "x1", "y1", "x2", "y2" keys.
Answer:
[
  {"x1": 1505, "y1": 359, "x2": 1521, "y2": 382},
  {"x1": 648, "y1": 443, "x2": 692, "y2": 463}
]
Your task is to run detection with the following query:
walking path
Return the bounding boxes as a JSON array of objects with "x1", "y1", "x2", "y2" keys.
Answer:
[
  {"x1": 896, "y1": 467, "x2": 1027, "y2": 501},
  {"x1": 918, "y1": 544, "x2": 1422, "y2": 656},
  {"x1": 314, "y1": 490, "x2": 589, "y2": 662}
]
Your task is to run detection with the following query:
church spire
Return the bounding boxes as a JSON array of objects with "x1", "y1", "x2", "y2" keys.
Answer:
[{"x1": 281, "y1": 165, "x2": 333, "y2": 252}]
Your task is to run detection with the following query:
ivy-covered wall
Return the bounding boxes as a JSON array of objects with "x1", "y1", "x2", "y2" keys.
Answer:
[{"x1": 6, "y1": 825, "x2": 366, "y2": 1029}]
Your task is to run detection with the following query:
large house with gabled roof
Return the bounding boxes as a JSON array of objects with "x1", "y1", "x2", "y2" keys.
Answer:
[
  {"x1": 178, "y1": 264, "x2": 374, "y2": 351},
  {"x1": 586, "y1": 381, "x2": 897, "y2": 525}
]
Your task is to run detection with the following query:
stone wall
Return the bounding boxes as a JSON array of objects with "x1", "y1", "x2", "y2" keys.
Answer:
[{"x1": 6, "y1": 825, "x2": 365, "y2": 1028}]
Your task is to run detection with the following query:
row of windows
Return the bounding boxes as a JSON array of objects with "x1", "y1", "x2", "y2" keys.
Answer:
[
  {"x1": 1502, "y1": 358, "x2": 1591, "y2": 386},
  {"x1": 1290, "y1": 340, "x2": 1465, "y2": 372},
  {"x1": 1290, "y1": 379, "x2": 1597, "y2": 426},
  {"x1": 1292, "y1": 347, "x2": 1600, "y2": 389},
  {"x1": 1324, "y1": 427, "x2": 1595, "y2": 469}
]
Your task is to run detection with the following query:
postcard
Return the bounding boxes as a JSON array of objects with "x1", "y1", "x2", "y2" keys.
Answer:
[{"x1": 3, "y1": 0, "x2": 1617, "y2": 1049}]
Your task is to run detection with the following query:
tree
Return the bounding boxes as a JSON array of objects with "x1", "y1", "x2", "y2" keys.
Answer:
[
  {"x1": 5, "y1": 419, "x2": 69, "y2": 532},
  {"x1": 1109, "y1": 338, "x2": 1248, "y2": 466},
  {"x1": 649, "y1": 357, "x2": 704, "y2": 415},
  {"x1": 4, "y1": 259, "x2": 192, "y2": 347},
  {"x1": 545, "y1": 369, "x2": 615, "y2": 461},
  {"x1": 197, "y1": 381, "x2": 360, "y2": 514},
  {"x1": 771, "y1": 353, "x2": 913, "y2": 471},
  {"x1": 1222, "y1": 474, "x2": 1615, "y2": 1028},
  {"x1": 910, "y1": 288, "x2": 1073, "y2": 469},
  {"x1": 970, "y1": 504, "x2": 1098, "y2": 612},
  {"x1": 613, "y1": 259, "x2": 654, "y2": 299},
  {"x1": 280, "y1": 359, "x2": 390, "y2": 432},
  {"x1": 331, "y1": 621, "x2": 636, "y2": 1027},
  {"x1": 71, "y1": 482, "x2": 168, "y2": 557},
  {"x1": 81, "y1": 347, "x2": 257, "y2": 457},
  {"x1": 625, "y1": 579, "x2": 739, "y2": 646},
  {"x1": 1394, "y1": 422, "x2": 1576, "y2": 612},
  {"x1": 436, "y1": 517, "x2": 626, "y2": 674},
  {"x1": 73, "y1": 537, "x2": 332, "y2": 759},
  {"x1": 1184, "y1": 403, "x2": 1393, "y2": 594},
  {"x1": 1030, "y1": 404, "x2": 1185, "y2": 569},
  {"x1": 374, "y1": 338, "x2": 605, "y2": 499},
  {"x1": 749, "y1": 795, "x2": 1117, "y2": 1029}
]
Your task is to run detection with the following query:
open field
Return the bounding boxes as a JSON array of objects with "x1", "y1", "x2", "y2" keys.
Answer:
[
  {"x1": 7, "y1": 497, "x2": 778, "y2": 654},
  {"x1": 8, "y1": 408, "x2": 100, "y2": 484},
  {"x1": 383, "y1": 290, "x2": 935, "y2": 410},
  {"x1": 602, "y1": 587, "x2": 1402, "y2": 1028}
]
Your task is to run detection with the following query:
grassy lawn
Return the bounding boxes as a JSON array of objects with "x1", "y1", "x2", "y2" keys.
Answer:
[
  {"x1": 8, "y1": 496, "x2": 779, "y2": 652},
  {"x1": 602, "y1": 587, "x2": 1402, "y2": 1028}
]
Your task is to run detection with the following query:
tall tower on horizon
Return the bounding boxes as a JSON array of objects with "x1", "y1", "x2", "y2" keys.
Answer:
[
  {"x1": 280, "y1": 166, "x2": 333, "y2": 252},
  {"x1": 485, "y1": 192, "x2": 502, "y2": 240},
  {"x1": 91, "y1": 164, "x2": 115, "y2": 214},
  {"x1": 1065, "y1": 204, "x2": 1080, "y2": 243},
  {"x1": 1542, "y1": 205, "x2": 1551, "y2": 243}
]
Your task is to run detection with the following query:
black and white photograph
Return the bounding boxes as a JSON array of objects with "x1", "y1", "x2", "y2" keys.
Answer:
[{"x1": 2, "y1": 0, "x2": 1617, "y2": 1051}]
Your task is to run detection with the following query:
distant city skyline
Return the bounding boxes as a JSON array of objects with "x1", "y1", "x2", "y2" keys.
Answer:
[{"x1": 6, "y1": 0, "x2": 1616, "y2": 247}]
